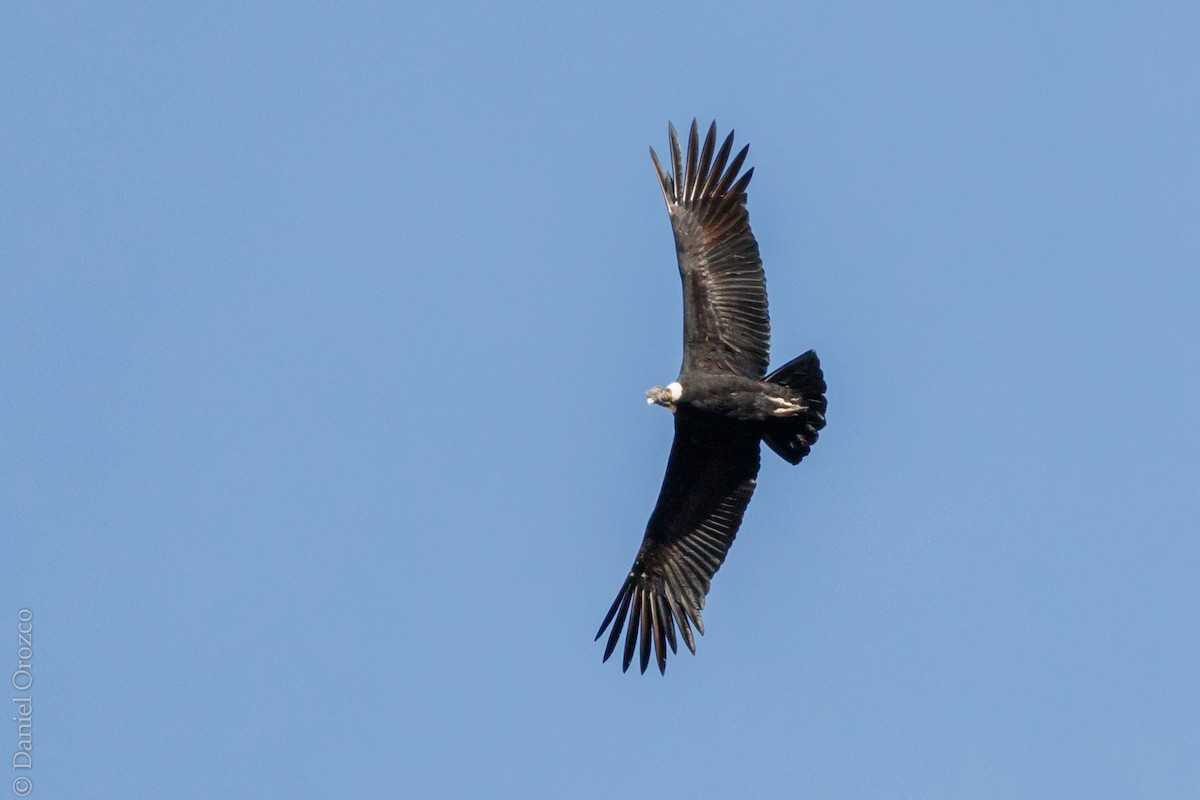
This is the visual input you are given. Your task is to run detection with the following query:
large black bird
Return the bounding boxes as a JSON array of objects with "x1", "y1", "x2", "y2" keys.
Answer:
[{"x1": 596, "y1": 121, "x2": 827, "y2": 674}]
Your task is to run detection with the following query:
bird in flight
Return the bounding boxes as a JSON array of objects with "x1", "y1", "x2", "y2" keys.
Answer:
[{"x1": 596, "y1": 120, "x2": 827, "y2": 674}]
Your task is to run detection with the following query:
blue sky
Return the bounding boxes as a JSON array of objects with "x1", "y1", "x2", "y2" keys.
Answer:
[{"x1": 3, "y1": 2, "x2": 1199, "y2": 797}]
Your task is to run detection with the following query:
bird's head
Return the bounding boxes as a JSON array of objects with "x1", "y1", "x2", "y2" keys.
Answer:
[{"x1": 645, "y1": 381, "x2": 683, "y2": 411}]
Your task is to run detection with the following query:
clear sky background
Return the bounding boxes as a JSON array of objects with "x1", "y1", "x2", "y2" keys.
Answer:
[{"x1": 3, "y1": 3, "x2": 1199, "y2": 798}]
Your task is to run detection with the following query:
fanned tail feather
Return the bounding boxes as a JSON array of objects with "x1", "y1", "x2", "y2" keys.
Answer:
[{"x1": 763, "y1": 350, "x2": 827, "y2": 465}]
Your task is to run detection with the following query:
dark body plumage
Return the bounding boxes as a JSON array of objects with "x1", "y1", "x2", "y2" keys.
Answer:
[{"x1": 596, "y1": 121, "x2": 827, "y2": 674}]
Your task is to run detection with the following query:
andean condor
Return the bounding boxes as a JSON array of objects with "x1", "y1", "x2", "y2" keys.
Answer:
[{"x1": 596, "y1": 120, "x2": 828, "y2": 674}]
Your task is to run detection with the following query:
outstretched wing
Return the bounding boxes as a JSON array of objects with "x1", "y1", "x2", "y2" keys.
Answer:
[
  {"x1": 596, "y1": 414, "x2": 761, "y2": 674},
  {"x1": 651, "y1": 120, "x2": 770, "y2": 379}
]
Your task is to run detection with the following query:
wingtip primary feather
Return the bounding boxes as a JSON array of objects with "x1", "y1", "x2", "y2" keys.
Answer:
[
  {"x1": 595, "y1": 583, "x2": 623, "y2": 641},
  {"x1": 649, "y1": 146, "x2": 674, "y2": 205},
  {"x1": 696, "y1": 122, "x2": 726, "y2": 199},
  {"x1": 730, "y1": 166, "x2": 755, "y2": 199},
  {"x1": 668, "y1": 122, "x2": 683, "y2": 201},
  {"x1": 622, "y1": 591, "x2": 642, "y2": 672},
  {"x1": 716, "y1": 144, "x2": 751, "y2": 199},
  {"x1": 598, "y1": 570, "x2": 714, "y2": 672},
  {"x1": 650, "y1": 594, "x2": 667, "y2": 674},
  {"x1": 599, "y1": 557, "x2": 713, "y2": 673},
  {"x1": 658, "y1": 593, "x2": 678, "y2": 656},
  {"x1": 638, "y1": 593, "x2": 653, "y2": 674},
  {"x1": 685, "y1": 119, "x2": 700, "y2": 201},
  {"x1": 655, "y1": 121, "x2": 753, "y2": 216}
]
